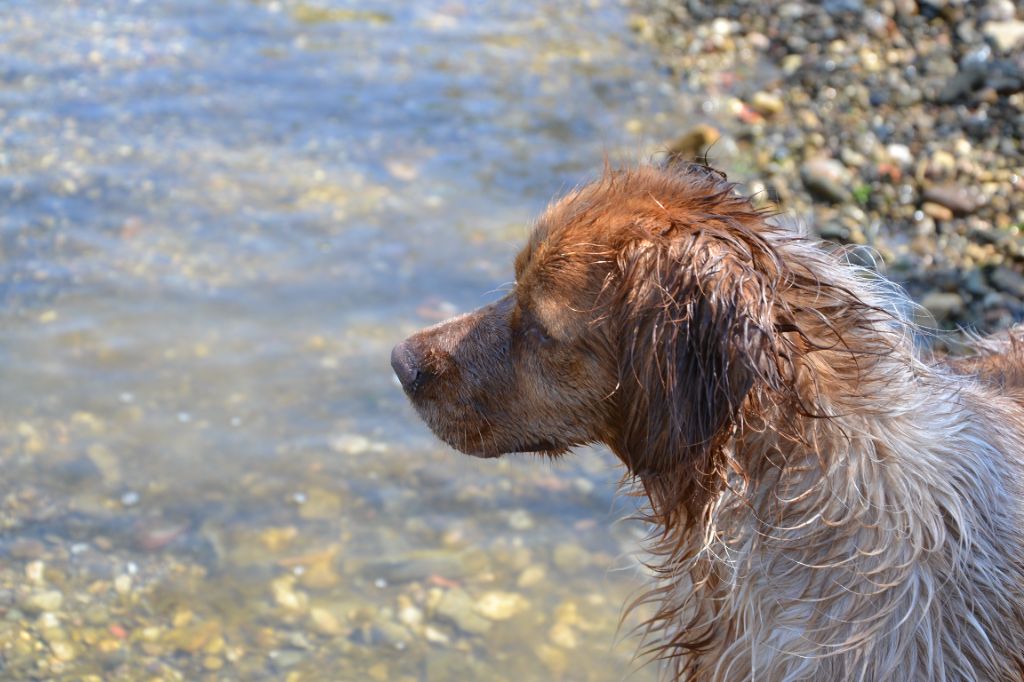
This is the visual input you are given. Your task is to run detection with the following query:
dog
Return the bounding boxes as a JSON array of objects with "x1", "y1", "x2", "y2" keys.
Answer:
[{"x1": 391, "y1": 164, "x2": 1024, "y2": 680}]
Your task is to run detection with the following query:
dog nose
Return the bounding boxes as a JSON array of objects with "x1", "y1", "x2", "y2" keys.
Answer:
[{"x1": 391, "y1": 341, "x2": 431, "y2": 395}]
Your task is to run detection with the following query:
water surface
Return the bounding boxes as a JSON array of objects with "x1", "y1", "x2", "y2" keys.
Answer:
[{"x1": 0, "y1": 1, "x2": 691, "y2": 678}]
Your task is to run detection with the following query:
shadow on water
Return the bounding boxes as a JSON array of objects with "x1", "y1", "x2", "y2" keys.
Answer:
[{"x1": 0, "y1": 0, "x2": 702, "y2": 678}]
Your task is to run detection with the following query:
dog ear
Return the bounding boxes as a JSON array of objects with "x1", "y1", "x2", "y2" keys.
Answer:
[{"x1": 613, "y1": 228, "x2": 780, "y2": 521}]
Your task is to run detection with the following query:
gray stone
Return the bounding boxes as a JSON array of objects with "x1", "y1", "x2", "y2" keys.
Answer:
[
  {"x1": 434, "y1": 588, "x2": 491, "y2": 635},
  {"x1": 922, "y1": 184, "x2": 983, "y2": 214},
  {"x1": 801, "y1": 157, "x2": 853, "y2": 204},
  {"x1": 989, "y1": 267, "x2": 1024, "y2": 298},
  {"x1": 921, "y1": 292, "x2": 965, "y2": 318}
]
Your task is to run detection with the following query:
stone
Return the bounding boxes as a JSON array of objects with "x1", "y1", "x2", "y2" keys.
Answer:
[
  {"x1": 922, "y1": 201, "x2": 954, "y2": 221},
  {"x1": 921, "y1": 292, "x2": 965, "y2": 318},
  {"x1": 886, "y1": 144, "x2": 913, "y2": 167},
  {"x1": 552, "y1": 544, "x2": 590, "y2": 572},
  {"x1": 751, "y1": 91, "x2": 785, "y2": 116},
  {"x1": 983, "y1": 20, "x2": 1024, "y2": 52},
  {"x1": 271, "y1": 575, "x2": 308, "y2": 612},
  {"x1": 309, "y1": 607, "x2": 344, "y2": 636},
  {"x1": 517, "y1": 565, "x2": 546, "y2": 589},
  {"x1": 506, "y1": 509, "x2": 534, "y2": 530},
  {"x1": 549, "y1": 621, "x2": 578, "y2": 649},
  {"x1": 474, "y1": 591, "x2": 529, "y2": 621},
  {"x1": 434, "y1": 588, "x2": 491, "y2": 635},
  {"x1": 365, "y1": 549, "x2": 473, "y2": 584},
  {"x1": 989, "y1": 267, "x2": 1024, "y2": 298},
  {"x1": 19, "y1": 590, "x2": 63, "y2": 614},
  {"x1": 923, "y1": 184, "x2": 983, "y2": 214},
  {"x1": 801, "y1": 157, "x2": 854, "y2": 204},
  {"x1": 666, "y1": 125, "x2": 721, "y2": 163}
]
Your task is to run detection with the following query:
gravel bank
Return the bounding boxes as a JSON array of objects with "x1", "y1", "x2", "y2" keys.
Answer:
[{"x1": 630, "y1": 0, "x2": 1024, "y2": 333}]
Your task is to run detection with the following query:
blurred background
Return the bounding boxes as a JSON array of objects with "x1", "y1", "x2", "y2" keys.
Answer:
[{"x1": 0, "y1": 0, "x2": 1020, "y2": 680}]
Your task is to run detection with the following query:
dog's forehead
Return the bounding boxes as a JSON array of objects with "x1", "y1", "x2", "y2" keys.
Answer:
[{"x1": 514, "y1": 222, "x2": 602, "y2": 340}]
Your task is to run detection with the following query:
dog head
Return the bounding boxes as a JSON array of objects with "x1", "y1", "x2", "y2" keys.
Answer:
[{"x1": 392, "y1": 165, "x2": 787, "y2": 510}]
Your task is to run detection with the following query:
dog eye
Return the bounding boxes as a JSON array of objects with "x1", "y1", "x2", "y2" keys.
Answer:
[{"x1": 529, "y1": 324, "x2": 553, "y2": 344}]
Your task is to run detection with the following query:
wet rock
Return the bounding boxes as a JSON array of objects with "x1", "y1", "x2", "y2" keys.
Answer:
[
  {"x1": 517, "y1": 565, "x2": 546, "y2": 589},
  {"x1": 506, "y1": 509, "x2": 534, "y2": 531},
  {"x1": 750, "y1": 91, "x2": 784, "y2": 117},
  {"x1": 19, "y1": 590, "x2": 63, "y2": 614},
  {"x1": 666, "y1": 124, "x2": 721, "y2": 163},
  {"x1": 48, "y1": 638, "x2": 77, "y2": 662},
  {"x1": 133, "y1": 520, "x2": 188, "y2": 551},
  {"x1": 163, "y1": 620, "x2": 223, "y2": 654},
  {"x1": 85, "y1": 444, "x2": 121, "y2": 484},
  {"x1": 964, "y1": 269, "x2": 992, "y2": 296},
  {"x1": 801, "y1": 157, "x2": 853, "y2": 204},
  {"x1": 982, "y1": 0, "x2": 1017, "y2": 22},
  {"x1": 329, "y1": 433, "x2": 371, "y2": 455},
  {"x1": 535, "y1": 643, "x2": 569, "y2": 678},
  {"x1": 923, "y1": 184, "x2": 983, "y2": 215},
  {"x1": 398, "y1": 602, "x2": 424, "y2": 628},
  {"x1": 434, "y1": 588, "x2": 491, "y2": 635},
  {"x1": 983, "y1": 20, "x2": 1024, "y2": 52},
  {"x1": 25, "y1": 560, "x2": 45, "y2": 585},
  {"x1": 309, "y1": 607, "x2": 344, "y2": 636},
  {"x1": 297, "y1": 488, "x2": 343, "y2": 520},
  {"x1": 9, "y1": 538, "x2": 46, "y2": 560},
  {"x1": 921, "y1": 292, "x2": 965, "y2": 318},
  {"x1": 989, "y1": 266, "x2": 1024, "y2": 298},
  {"x1": 298, "y1": 551, "x2": 341, "y2": 590},
  {"x1": 271, "y1": 575, "x2": 308, "y2": 612},
  {"x1": 375, "y1": 619, "x2": 413, "y2": 649},
  {"x1": 474, "y1": 591, "x2": 529, "y2": 621},
  {"x1": 549, "y1": 621, "x2": 578, "y2": 649},
  {"x1": 364, "y1": 549, "x2": 476, "y2": 584},
  {"x1": 886, "y1": 144, "x2": 913, "y2": 168},
  {"x1": 922, "y1": 201, "x2": 954, "y2": 222},
  {"x1": 553, "y1": 544, "x2": 590, "y2": 572}
]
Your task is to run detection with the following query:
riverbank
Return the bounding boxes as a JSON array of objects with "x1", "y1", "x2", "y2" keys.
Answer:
[{"x1": 630, "y1": 0, "x2": 1024, "y2": 333}]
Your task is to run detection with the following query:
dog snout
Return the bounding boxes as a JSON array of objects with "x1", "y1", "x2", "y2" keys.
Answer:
[{"x1": 391, "y1": 339, "x2": 433, "y2": 396}]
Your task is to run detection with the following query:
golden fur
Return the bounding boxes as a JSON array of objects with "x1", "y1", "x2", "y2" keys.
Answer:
[{"x1": 392, "y1": 164, "x2": 1024, "y2": 680}]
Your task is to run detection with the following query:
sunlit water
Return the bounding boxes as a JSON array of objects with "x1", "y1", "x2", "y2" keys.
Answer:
[{"x1": 0, "y1": 1, "x2": 699, "y2": 679}]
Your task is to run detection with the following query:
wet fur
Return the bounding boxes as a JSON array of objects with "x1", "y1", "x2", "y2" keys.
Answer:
[{"x1": 396, "y1": 165, "x2": 1024, "y2": 680}]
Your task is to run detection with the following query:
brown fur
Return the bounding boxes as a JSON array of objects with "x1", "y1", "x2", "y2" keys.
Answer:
[{"x1": 392, "y1": 165, "x2": 1024, "y2": 680}]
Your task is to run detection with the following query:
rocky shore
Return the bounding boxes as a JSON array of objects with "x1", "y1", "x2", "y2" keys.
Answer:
[{"x1": 630, "y1": 0, "x2": 1024, "y2": 334}]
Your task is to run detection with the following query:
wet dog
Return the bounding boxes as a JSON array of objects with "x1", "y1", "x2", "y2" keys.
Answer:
[{"x1": 392, "y1": 164, "x2": 1024, "y2": 680}]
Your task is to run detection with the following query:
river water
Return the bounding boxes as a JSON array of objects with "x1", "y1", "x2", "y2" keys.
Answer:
[{"x1": 0, "y1": 1, "x2": 696, "y2": 679}]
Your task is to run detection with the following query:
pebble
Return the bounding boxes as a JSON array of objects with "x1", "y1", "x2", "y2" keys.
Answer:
[
  {"x1": 49, "y1": 639, "x2": 77, "y2": 662},
  {"x1": 309, "y1": 607, "x2": 344, "y2": 636},
  {"x1": 553, "y1": 544, "x2": 590, "y2": 572},
  {"x1": 923, "y1": 184, "x2": 983, "y2": 214},
  {"x1": 507, "y1": 509, "x2": 534, "y2": 530},
  {"x1": 922, "y1": 201, "x2": 954, "y2": 222},
  {"x1": 474, "y1": 591, "x2": 529, "y2": 620},
  {"x1": 549, "y1": 621, "x2": 578, "y2": 649},
  {"x1": 20, "y1": 590, "x2": 63, "y2": 614},
  {"x1": 329, "y1": 433, "x2": 371, "y2": 455},
  {"x1": 434, "y1": 588, "x2": 492, "y2": 635},
  {"x1": 751, "y1": 91, "x2": 785, "y2": 116},
  {"x1": 887, "y1": 144, "x2": 913, "y2": 167},
  {"x1": 517, "y1": 565, "x2": 546, "y2": 589},
  {"x1": 989, "y1": 267, "x2": 1024, "y2": 298},
  {"x1": 271, "y1": 575, "x2": 309, "y2": 612},
  {"x1": 366, "y1": 549, "x2": 474, "y2": 583},
  {"x1": 801, "y1": 157, "x2": 853, "y2": 204},
  {"x1": 982, "y1": 20, "x2": 1024, "y2": 51},
  {"x1": 921, "y1": 292, "x2": 965, "y2": 318}
]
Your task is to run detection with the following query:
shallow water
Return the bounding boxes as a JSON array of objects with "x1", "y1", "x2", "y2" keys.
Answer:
[{"x1": 0, "y1": 0, "x2": 699, "y2": 679}]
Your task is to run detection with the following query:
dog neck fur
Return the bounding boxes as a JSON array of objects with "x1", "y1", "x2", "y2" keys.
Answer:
[{"x1": 620, "y1": 229, "x2": 1024, "y2": 681}]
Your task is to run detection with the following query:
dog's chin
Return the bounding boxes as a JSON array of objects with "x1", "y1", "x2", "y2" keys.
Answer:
[{"x1": 448, "y1": 438, "x2": 570, "y2": 459}]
